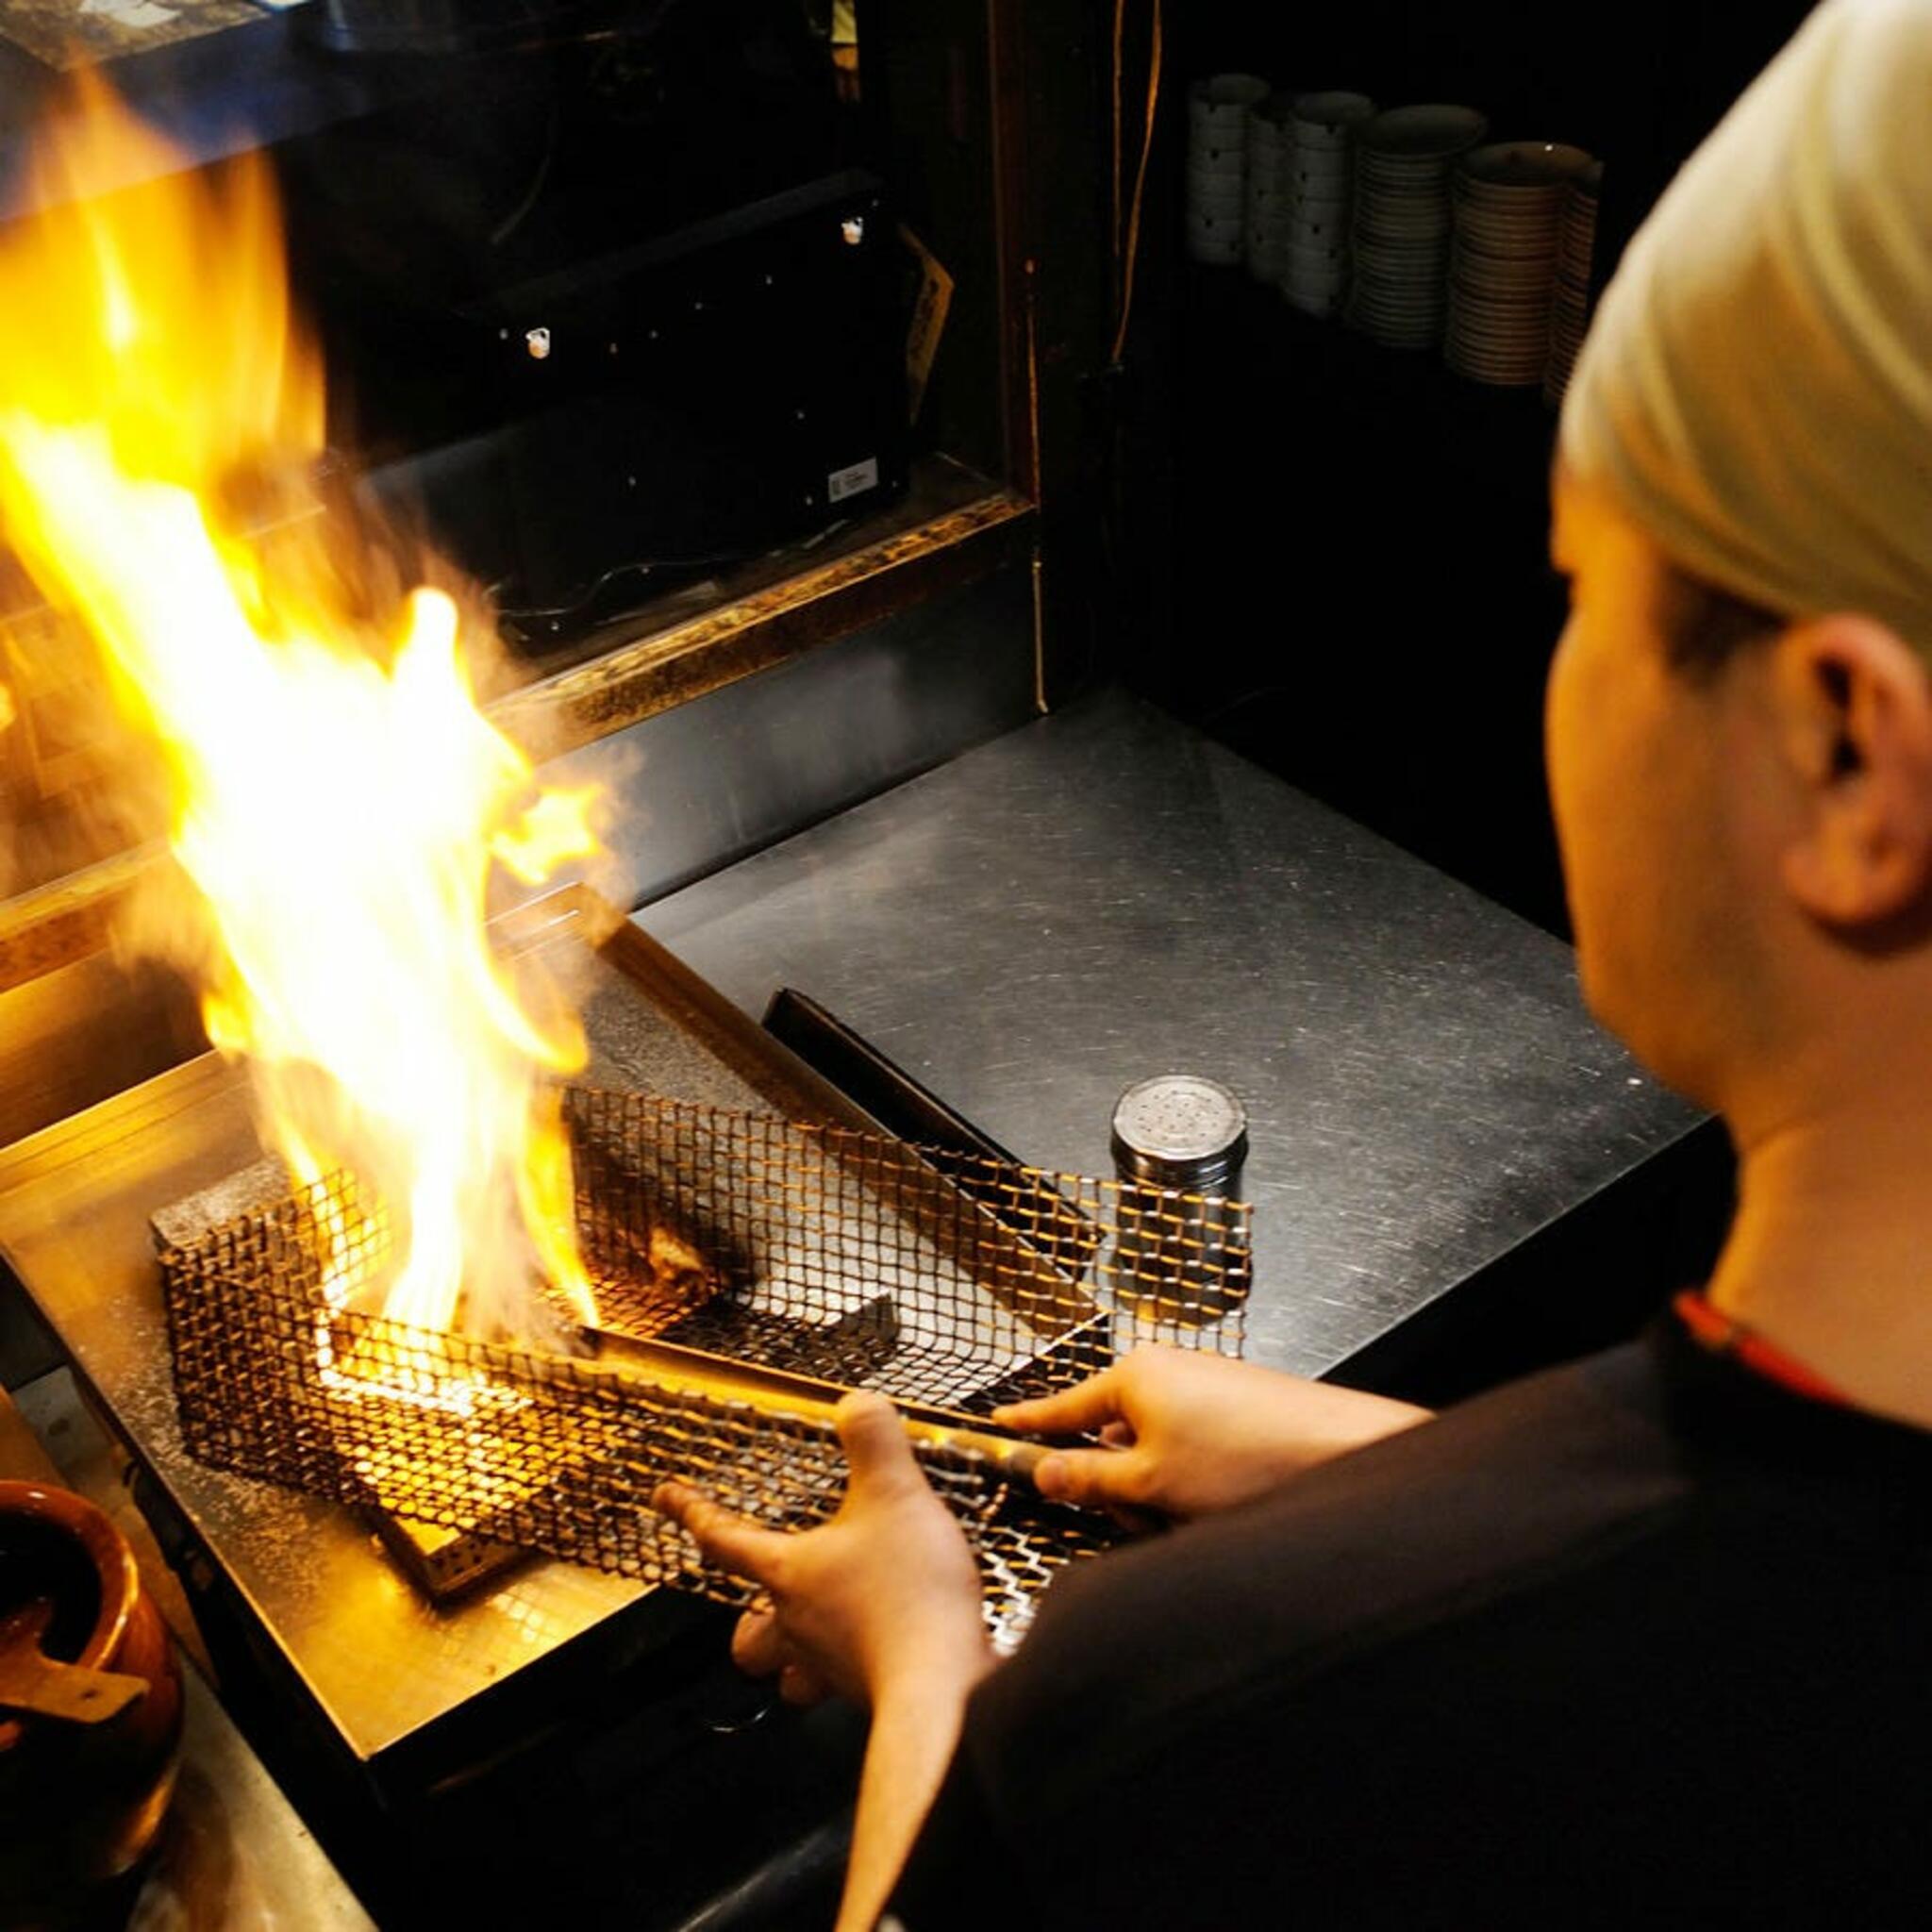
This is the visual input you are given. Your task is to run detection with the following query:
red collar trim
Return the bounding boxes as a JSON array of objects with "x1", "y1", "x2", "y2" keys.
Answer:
[{"x1": 1673, "y1": 1290, "x2": 1854, "y2": 1409}]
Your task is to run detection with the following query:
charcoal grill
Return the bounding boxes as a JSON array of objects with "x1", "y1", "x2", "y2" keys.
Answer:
[
  {"x1": 157, "y1": 1087, "x2": 1249, "y2": 1647},
  {"x1": 0, "y1": 888, "x2": 1247, "y2": 1806}
]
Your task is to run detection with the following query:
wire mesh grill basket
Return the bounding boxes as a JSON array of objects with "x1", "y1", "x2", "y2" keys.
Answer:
[{"x1": 158, "y1": 1089, "x2": 1252, "y2": 1642}]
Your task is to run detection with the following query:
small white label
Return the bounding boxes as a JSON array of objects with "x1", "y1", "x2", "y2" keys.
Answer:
[{"x1": 827, "y1": 457, "x2": 879, "y2": 503}]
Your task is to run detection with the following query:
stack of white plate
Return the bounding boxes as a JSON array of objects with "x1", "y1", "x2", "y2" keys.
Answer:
[
  {"x1": 1244, "y1": 94, "x2": 1297, "y2": 285},
  {"x1": 1280, "y1": 90, "x2": 1374, "y2": 317},
  {"x1": 1186, "y1": 74, "x2": 1270, "y2": 267},
  {"x1": 1346, "y1": 104, "x2": 1489, "y2": 347},
  {"x1": 1445, "y1": 142, "x2": 1596, "y2": 386},
  {"x1": 1542, "y1": 159, "x2": 1604, "y2": 406}
]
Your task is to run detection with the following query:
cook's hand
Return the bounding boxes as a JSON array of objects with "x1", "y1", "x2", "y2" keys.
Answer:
[
  {"x1": 995, "y1": 1347, "x2": 1433, "y2": 1522},
  {"x1": 653, "y1": 1392, "x2": 993, "y2": 1710}
]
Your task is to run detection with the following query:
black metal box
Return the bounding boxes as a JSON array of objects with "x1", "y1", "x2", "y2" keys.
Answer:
[{"x1": 355, "y1": 168, "x2": 909, "y2": 637}]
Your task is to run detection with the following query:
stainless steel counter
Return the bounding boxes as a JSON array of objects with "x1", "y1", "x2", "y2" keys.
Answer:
[{"x1": 638, "y1": 687, "x2": 1707, "y2": 1381}]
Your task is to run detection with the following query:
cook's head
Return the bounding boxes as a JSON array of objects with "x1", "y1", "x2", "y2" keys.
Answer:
[{"x1": 1547, "y1": 0, "x2": 1932, "y2": 1124}]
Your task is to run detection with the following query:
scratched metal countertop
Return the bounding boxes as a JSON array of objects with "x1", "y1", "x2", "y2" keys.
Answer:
[{"x1": 636, "y1": 686, "x2": 1706, "y2": 1379}]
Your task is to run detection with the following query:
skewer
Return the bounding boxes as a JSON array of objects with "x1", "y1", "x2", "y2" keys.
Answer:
[{"x1": 577, "y1": 1324, "x2": 1047, "y2": 1485}]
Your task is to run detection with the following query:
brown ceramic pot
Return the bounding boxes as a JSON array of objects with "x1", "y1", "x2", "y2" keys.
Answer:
[{"x1": 0, "y1": 1480, "x2": 184, "y2": 1929}]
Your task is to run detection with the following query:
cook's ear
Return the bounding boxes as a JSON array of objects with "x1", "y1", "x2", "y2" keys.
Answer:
[{"x1": 1774, "y1": 614, "x2": 1932, "y2": 926}]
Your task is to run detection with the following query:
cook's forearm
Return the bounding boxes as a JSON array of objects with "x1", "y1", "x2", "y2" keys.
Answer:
[{"x1": 837, "y1": 1656, "x2": 992, "y2": 1932}]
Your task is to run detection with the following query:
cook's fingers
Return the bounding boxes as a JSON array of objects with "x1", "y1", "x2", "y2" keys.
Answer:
[
  {"x1": 778, "y1": 1660, "x2": 829, "y2": 1707},
  {"x1": 1030, "y1": 1445, "x2": 1149, "y2": 1512},
  {"x1": 653, "y1": 1480, "x2": 790, "y2": 1584},
  {"x1": 731, "y1": 1606, "x2": 784, "y2": 1677},
  {"x1": 992, "y1": 1370, "x2": 1124, "y2": 1438},
  {"x1": 835, "y1": 1391, "x2": 926, "y2": 1495}
]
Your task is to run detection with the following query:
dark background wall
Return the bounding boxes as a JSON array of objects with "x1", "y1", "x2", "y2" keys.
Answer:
[{"x1": 1085, "y1": 0, "x2": 1818, "y2": 935}]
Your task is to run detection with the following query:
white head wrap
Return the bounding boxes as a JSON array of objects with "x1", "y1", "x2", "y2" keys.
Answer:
[{"x1": 1560, "y1": 0, "x2": 1932, "y2": 656}]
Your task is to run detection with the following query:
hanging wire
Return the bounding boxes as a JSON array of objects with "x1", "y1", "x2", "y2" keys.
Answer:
[{"x1": 1110, "y1": 0, "x2": 1163, "y2": 365}]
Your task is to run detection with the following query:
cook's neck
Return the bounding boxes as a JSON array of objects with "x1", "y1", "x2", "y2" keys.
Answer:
[{"x1": 1707, "y1": 1109, "x2": 1932, "y2": 1431}]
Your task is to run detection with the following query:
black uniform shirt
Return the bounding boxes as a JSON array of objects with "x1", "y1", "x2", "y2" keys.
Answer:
[{"x1": 891, "y1": 1314, "x2": 1932, "y2": 1929}]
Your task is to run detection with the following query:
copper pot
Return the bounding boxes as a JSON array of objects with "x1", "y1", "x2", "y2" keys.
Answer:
[{"x1": 0, "y1": 1480, "x2": 183, "y2": 1929}]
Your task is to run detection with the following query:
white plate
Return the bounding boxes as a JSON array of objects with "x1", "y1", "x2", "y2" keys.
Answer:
[
  {"x1": 1452, "y1": 252, "x2": 1558, "y2": 286},
  {"x1": 1355, "y1": 304, "x2": 1446, "y2": 329},
  {"x1": 1353, "y1": 272, "x2": 1448, "y2": 297},
  {"x1": 1358, "y1": 213, "x2": 1441, "y2": 235},
  {"x1": 1451, "y1": 303, "x2": 1555, "y2": 334},
  {"x1": 1355, "y1": 231, "x2": 1449, "y2": 256},
  {"x1": 1355, "y1": 304, "x2": 1441, "y2": 326},
  {"x1": 1358, "y1": 193, "x2": 1452, "y2": 220},
  {"x1": 1446, "y1": 312, "x2": 1548, "y2": 343},
  {"x1": 1454, "y1": 246, "x2": 1560, "y2": 276},
  {"x1": 1449, "y1": 328, "x2": 1549, "y2": 356},
  {"x1": 1455, "y1": 188, "x2": 1565, "y2": 217},
  {"x1": 1447, "y1": 337, "x2": 1545, "y2": 364},
  {"x1": 1454, "y1": 204, "x2": 1563, "y2": 234},
  {"x1": 1457, "y1": 221, "x2": 1562, "y2": 250},
  {"x1": 1457, "y1": 173, "x2": 1571, "y2": 197},
  {"x1": 1458, "y1": 140, "x2": 1595, "y2": 190},
  {"x1": 1291, "y1": 89, "x2": 1375, "y2": 130},
  {"x1": 1359, "y1": 103, "x2": 1489, "y2": 157},
  {"x1": 1353, "y1": 246, "x2": 1449, "y2": 275},
  {"x1": 1357, "y1": 185, "x2": 1451, "y2": 213},
  {"x1": 1459, "y1": 263, "x2": 1560, "y2": 291},
  {"x1": 1448, "y1": 308, "x2": 1552, "y2": 337},
  {"x1": 1450, "y1": 286, "x2": 1553, "y2": 314},
  {"x1": 1357, "y1": 306, "x2": 1446, "y2": 327},
  {"x1": 1453, "y1": 291, "x2": 1556, "y2": 324},
  {"x1": 1352, "y1": 287, "x2": 1440, "y2": 309}
]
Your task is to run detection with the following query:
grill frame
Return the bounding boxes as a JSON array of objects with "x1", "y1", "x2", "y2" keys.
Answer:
[{"x1": 158, "y1": 1088, "x2": 1251, "y2": 1642}]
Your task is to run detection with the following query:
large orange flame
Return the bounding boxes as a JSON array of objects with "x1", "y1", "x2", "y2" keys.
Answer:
[{"x1": 0, "y1": 80, "x2": 601, "y2": 1341}]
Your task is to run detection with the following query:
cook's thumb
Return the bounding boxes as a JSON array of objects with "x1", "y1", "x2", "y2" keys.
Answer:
[
  {"x1": 835, "y1": 1391, "x2": 924, "y2": 1492},
  {"x1": 1032, "y1": 1446, "x2": 1147, "y2": 1511}
]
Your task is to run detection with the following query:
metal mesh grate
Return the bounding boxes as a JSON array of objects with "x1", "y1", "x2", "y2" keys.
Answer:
[{"x1": 159, "y1": 1090, "x2": 1251, "y2": 1641}]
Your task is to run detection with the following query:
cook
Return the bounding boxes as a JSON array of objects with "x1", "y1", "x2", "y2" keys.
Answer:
[{"x1": 659, "y1": 2, "x2": 1932, "y2": 1923}]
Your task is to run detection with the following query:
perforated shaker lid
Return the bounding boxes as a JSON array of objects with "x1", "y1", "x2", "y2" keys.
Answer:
[{"x1": 1110, "y1": 1074, "x2": 1248, "y2": 1163}]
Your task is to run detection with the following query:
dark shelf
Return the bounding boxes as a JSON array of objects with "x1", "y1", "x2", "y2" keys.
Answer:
[{"x1": 1160, "y1": 262, "x2": 1570, "y2": 934}]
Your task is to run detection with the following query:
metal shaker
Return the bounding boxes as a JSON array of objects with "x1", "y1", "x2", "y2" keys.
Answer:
[{"x1": 1108, "y1": 1074, "x2": 1251, "y2": 1320}]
